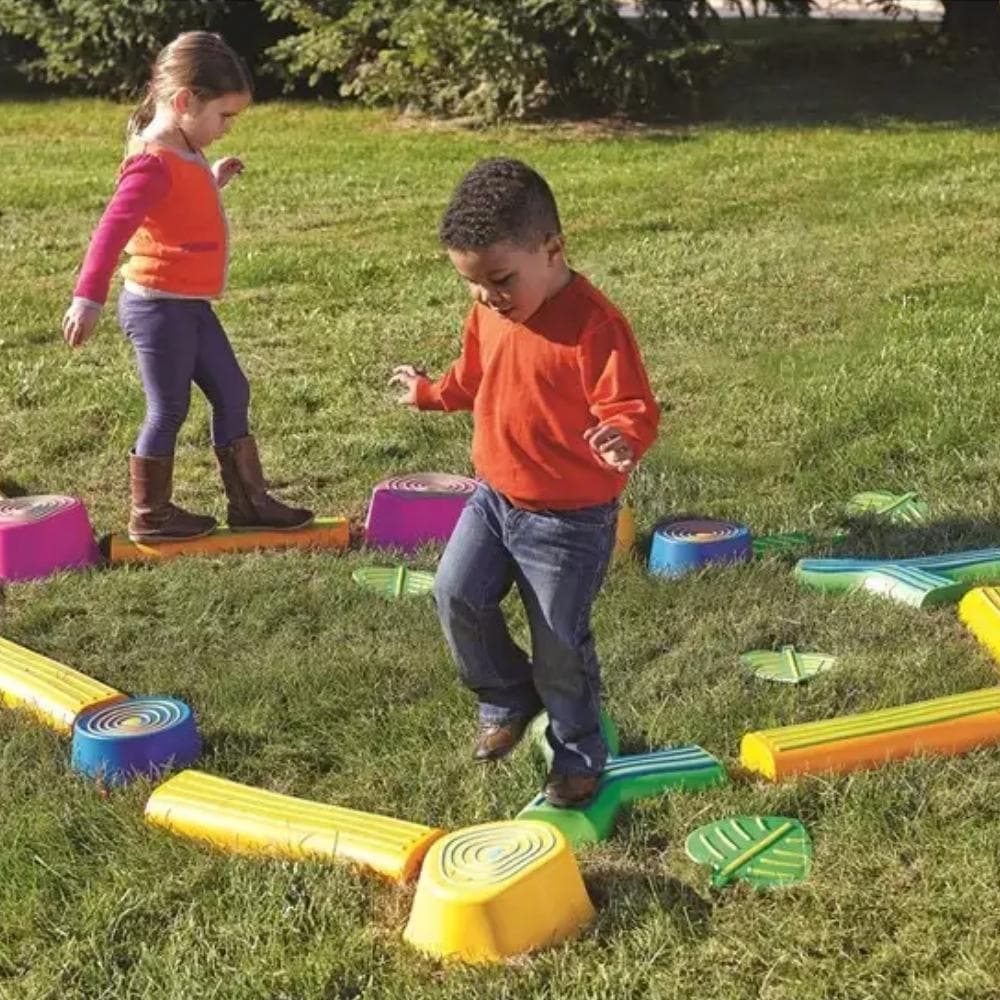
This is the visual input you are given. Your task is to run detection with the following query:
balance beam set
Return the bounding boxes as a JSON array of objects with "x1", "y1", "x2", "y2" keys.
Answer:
[
  {"x1": 108, "y1": 517, "x2": 349, "y2": 564},
  {"x1": 0, "y1": 636, "x2": 125, "y2": 734},
  {"x1": 145, "y1": 770, "x2": 444, "y2": 882},
  {"x1": 741, "y1": 686, "x2": 1000, "y2": 781}
]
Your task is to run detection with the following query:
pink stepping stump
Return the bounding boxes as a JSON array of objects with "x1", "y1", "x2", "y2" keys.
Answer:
[
  {"x1": 365, "y1": 473, "x2": 476, "y2": 551},
  {"x1": 0, "y1": 495, "x2": 101, "y2": 583}
]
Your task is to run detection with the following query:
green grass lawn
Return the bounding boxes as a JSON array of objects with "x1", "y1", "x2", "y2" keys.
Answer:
[{"x1": 3, "y1": 96, "x2": 1000, "y2": 999}]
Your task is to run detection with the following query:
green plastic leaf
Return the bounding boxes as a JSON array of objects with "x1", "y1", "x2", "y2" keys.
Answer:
[
  {"x1": 845, "y1": 491, "x2": 929, "y2": 525},
  {"x1": 740, "y1": 646, "x2": 836, "y2": 685},
  {"x1": 351, "y1": 566, "x2": 435, "y2": 598},
  {"x1": 685, "y1": 815, "x2": 812, "y2": 889}
]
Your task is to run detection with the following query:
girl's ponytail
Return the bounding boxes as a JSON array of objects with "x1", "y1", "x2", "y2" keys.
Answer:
[{"x1": 126, "y1": 87, "x2": 157, "y2": 144}]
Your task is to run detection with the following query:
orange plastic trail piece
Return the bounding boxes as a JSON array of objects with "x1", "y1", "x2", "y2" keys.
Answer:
[
  {"x1": 108, "y1": 517, "x2": 349, "y2": 564},
  {"x1": 741, "y1": 686, "x2": 1000, "y2": 781}
]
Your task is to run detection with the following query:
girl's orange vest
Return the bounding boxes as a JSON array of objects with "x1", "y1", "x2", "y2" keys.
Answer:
[{"x1": 121, "y1": 143, "x2": 227, "y2": 298}]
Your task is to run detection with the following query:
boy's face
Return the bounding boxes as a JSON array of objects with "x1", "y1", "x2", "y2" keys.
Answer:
[{"x1": 448, "y1": 235, "x2": 567, "y2": 325}]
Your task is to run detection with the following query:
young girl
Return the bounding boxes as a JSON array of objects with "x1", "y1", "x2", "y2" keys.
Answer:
[{"x1": 62, "y1": 31, "x2": 311, "y2": 542}]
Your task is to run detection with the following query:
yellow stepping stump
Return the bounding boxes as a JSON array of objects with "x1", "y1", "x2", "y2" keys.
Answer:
[
  {"x1": 108, "y1": 517, "x2": 349, "y2": 564},
  {"x1": 741, "y1": 686, "x2": 1000, "y2": 781},
  {"x1": 959, "y1": 587, "x2": 1000, "y2": 666},
  {"x1": 144, "y1": 769, "x2": 443, "y2": 882},
  {"x1": 403, "y1": 820, "x2": 595, "y2": 963},
  {"x1": 0, "y1": 636, "x2": 125, "y2": 734}
]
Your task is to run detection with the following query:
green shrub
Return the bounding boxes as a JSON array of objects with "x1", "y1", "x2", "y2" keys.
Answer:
[
  {"x1": 261, "y1": 0, "x2": 726, "y2": 121},
  {"x1": 0, "y1": 0, "x2": 289, "y2": 96}
]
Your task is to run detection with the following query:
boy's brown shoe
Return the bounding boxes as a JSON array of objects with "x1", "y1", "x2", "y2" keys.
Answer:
[
  {"x1": 544, "y1": 771, "x2": 600, "y2": 808},
  {"x1": 473, "y1": 717, "x2": 530, "y2": 762}
]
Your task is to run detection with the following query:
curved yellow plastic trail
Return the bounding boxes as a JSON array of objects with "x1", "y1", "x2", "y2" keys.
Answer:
[
  {"x1": 403, "y1": 820, "x2": 595, "y2": 963},
  {"x1": 108, "y1": 517, "x2": 349, "y2": 564},
  {"x1": 959, "y1": 587, "x2": 1000, "y2": 666},
  {"x1": 144, "y1": 769, "x2": 443, "y2": 883},
  {"x1": 741, "y1": 686, "x2": 1000, "y2": 780},
  {"x1": 0, "y1": 636, "x2": 125, "y2": 734}
]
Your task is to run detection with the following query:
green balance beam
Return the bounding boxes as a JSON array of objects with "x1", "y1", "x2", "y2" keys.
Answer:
[{"x1": 518, "y1": 745, "x2": 727, "y2": 847}]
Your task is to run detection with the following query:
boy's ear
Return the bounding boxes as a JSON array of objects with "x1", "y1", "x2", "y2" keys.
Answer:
[{"x1": 544, "y1": 233, "x2": 566, "y2": 264}]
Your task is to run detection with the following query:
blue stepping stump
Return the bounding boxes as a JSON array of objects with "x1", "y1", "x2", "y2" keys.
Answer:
[
  {"x1": 518, "y1": 745, "x2": 727, "y2": 846},
  {"x1": 649, "y1": 518, "x2": 752, "y2": 578},
  {"x1": 71, "y1": 696, "x2": 201, "y2": 786}
]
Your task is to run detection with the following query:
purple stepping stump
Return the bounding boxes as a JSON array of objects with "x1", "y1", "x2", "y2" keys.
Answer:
[
  {"x1": 365, "y1": 473, "x2": 476, "y2": 551},
  {"x1": 0, "y1": 495, "x2": 101, "y2": 583}
]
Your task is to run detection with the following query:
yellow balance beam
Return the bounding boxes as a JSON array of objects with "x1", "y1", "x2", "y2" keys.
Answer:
[
  {"x1": 959, "y1": 587, "x2": 1000, "y2": 666},
  {"x1": 741, "y1": 686, "x2": 1000, "y2": 781},
  {"x1": 108, "y1": 517, "x2": 349, "y2": 564},
  {"x1": 145, "y1": 769, "x2": 444, "y2": 883},
  {"x1": 0, "y1": 636, "x2": 125, "y2": 735}
]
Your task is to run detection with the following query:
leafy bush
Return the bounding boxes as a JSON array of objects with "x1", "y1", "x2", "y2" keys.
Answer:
[
  {"x1": 0, "y1": 0, "x2": 289, "y2": 96},
  {"x1": 261, "y1": 0, "x2": 726, "y2": 121}
]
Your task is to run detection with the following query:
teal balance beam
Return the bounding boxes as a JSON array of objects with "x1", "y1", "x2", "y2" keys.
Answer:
[
  {"x1": 518, "y1": 746, "x2": 727, "y2": 847},
  {"x1": 795, "y1": 548, "x2": 1000, "y2": 608}
]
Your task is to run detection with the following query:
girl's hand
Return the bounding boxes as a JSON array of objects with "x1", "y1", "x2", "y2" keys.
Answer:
[
  {"x1": 584, "y1": 423, "x2": 636, "y2": 473},
  {"x1": 390, "y1": 364, "x2": 428, "y2": 406},
  {"x1": 212, "y1": 156, "x2": 244, "y2": 188},
  {"x1": 62, "y1": 301, "x2": 101, "y2": 348}
]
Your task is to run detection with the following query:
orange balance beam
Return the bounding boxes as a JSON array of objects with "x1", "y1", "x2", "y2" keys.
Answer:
[
  {"x1": 108, "y1": 517, "x2": 349, "y2": 564},
  {"x1": 741, "y1": 686, "x2": 1000, "y2": 781}
]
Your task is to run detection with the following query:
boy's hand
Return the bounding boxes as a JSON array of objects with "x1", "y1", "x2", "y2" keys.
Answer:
[
  {"x1": 584, "y1": 424, "x2": 636, "y2": 473},
  {"x1": 62, "y1": 301, "x2": 100, "y2": 348},
  {"x1": 212, "y1": 156, "x2": 244, "y2": 188},
  {"x1": 390, "y1": 364, "x2": 428, "y2": 406}
]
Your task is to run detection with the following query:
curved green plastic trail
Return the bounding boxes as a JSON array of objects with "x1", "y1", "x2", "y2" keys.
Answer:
[
  {"x1": 752, "y1": 530, "x2": 848, "y2": 558},
  {"x1": 685, "y1": 815, "x2": 811, "y2": 889},
  {"x1": 795, "y1": 548, "x2": 1000, "y2": 608},
  {"x1": 518, "y1": 745, "x2": 726, "y2": 847}
]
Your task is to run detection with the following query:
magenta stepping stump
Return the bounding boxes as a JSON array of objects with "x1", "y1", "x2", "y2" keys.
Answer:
[
  {"x1": 365, "y1": 473, "x2": 476, "y2": 551},
  {"x1": 0, "y1": 495, "x2": 101, "y2": 583}
]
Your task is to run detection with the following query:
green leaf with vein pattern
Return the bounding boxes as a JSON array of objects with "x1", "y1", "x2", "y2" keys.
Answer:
[
  {"x1": 845, "y1": 491, "x2": 929, "y2": 525},
  {"x1": 351, "y1": 566, "x2": 435, "y2": 598},
  {"x1": 685, "y1": 815, "x2": 812, "y2": 889},
  {"x1": 740, "y1": 646, "x2": 837, "y2": 685}
]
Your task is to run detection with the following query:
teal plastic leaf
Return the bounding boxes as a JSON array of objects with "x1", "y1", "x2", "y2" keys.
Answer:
[
  {"x1": 685, "y1": 815, "x2": 812, "y2": 889},
  {"x1": 845, "y1": 491, "x2": 929, "y2": 525},
  {"x1": 740, "y1": 645, "x2": 836, "y2": 685},
  {"x1": 351, "y1": 566, "x2": 435, "y2": 598}
]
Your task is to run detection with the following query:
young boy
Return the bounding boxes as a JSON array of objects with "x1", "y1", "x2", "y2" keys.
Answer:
[{"x1": 391, "y1": 158, "x2": 659, "y2": 807}]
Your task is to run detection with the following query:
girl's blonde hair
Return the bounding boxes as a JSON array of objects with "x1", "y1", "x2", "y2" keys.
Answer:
[{"x1": 127, "y1": 31, "x2": 252, "y2": 140}]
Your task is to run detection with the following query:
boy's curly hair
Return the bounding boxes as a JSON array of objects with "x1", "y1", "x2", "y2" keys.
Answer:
[{"x1": 439, "y1": 158, "x2": 562, "y2": 251}]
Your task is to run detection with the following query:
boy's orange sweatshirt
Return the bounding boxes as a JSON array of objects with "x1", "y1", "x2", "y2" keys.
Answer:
[{"x1": 414, "y1": 273, "x2": 659, "y2": 510}]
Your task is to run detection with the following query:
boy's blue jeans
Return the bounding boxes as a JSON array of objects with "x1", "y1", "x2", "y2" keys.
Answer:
[{"x1": 433, "y1": 482, "x2": 617, "y2": 777}]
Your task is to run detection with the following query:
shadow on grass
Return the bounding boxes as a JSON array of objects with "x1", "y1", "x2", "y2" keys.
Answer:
[
  {"x1": 817, "y1": 516, "x2": 1000, "y2": 561},
  {"x1": 587, "y1": 861, "x2": 714, "y2": 939}
]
